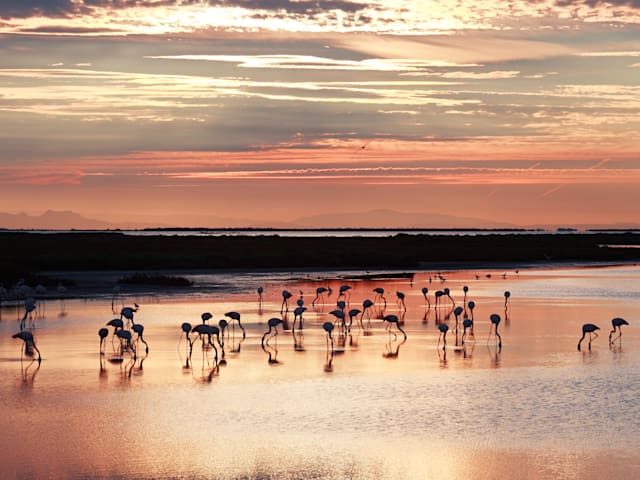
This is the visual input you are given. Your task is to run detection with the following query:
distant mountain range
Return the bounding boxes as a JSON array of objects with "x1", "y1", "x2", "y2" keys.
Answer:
[
  {"x1": 0, "y1": 210, "x2": 116, "y2": 230},
  {"x1": 0, "y1": 209, "x2": 638, "y2": 231}
]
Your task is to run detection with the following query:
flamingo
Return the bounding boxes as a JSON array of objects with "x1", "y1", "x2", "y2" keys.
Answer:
[
  {"x1": 98, "y1": 327, "x2": 109, "y2": 355},
  {"x1": 421, "y1": 287, "x2": 430, "y2": 308},
  {"x1": 461, "y1": 319, "x2": 474, "y2": 345},
  {"x1": 504, "y1": 291, "x2": 511, "y2": 308},
  {"x1": 444, "y1": 288, "x2": 455, "y2": 308},
  {"x1": 360, "y1": 299, "x2": 374, "y2": 330},
  {"x1": 453, "y1": 306, "x2": 464, "y2": 345},
  {"x1": 312, "y1": 287, "x2": 328, "y2": 306},
  {"x1": 201, "y1": 312, "x2": 213, "y2": 324},
  {"x1": 120, "y1": 305, "x2": 138, "y2": 327},
  {"x1": 467, "y1": 300, "x2": 476, "y2": 321},
  {"x1": 224, "y1": 311, "x2": 246, "y2": 339},
  {"x1": 434, "y1": 290, "x2": 444, "y2": 308},
  {"x1": 13, "y1": 330, "x2": 41, "y2": 363},
  {"x1": 463, "y1": 285, "x2": 469, "y2": 307},
  {"x1": 396, "y1": 291, "x2": 406, "y2": 312},
  {"x1": 180, "y1": 322, "x2": 194, "y2": 364},
  {"x1": 348, "y1": 308, "x2": 361, "y2": 331},
  {"x1": 131, "y1": 323, "x2": 149, "y2": 354},
  {"x1": 106, "y1": 317, "x2": 124, "y2": 349},
  {"x1": 338, "y1": 285, "x2": 351, "y2": 302},
  {"x1": 115, "y1": 329, "x2": 136, "y2": 359},
  {"x1": 257, "y1": 286, "x2": 264, "y2": 303},
  {"x1": 323, "y1": 321, "x2": 335, "y2": 353},
  {"x1": 281, "y1": 290, "x2": 292, "y2": 313},
  {"x1": 609, "y1": 317, "x2": 629, "y2": 345},
  {"x1": 262, "y1": 318, "x2": 283, "y2": 347},
  {"x1": 488, "y1": 313, "x2": 502, "y2": 349},
  {"x1": 293, "y1": 306, "x2": 307, "y2": 330},
  {"x1": 373, "y1": 287, "x2": 386, "y2": 308},
  {"x1": 437, "y1": 323, "x2": 449, "y2": 350},
  {"x1": 191, "y1": 324, "x2": 219, "y2": 363},
  {"x1": 20, "y1": 300, "x2": 37, "y2": 330},
  {"x1": 329, "y1": 309, "x2": 346, "y2": 332},
  {"x1": 578, "y1": 323, "x2": 599, "y2": 351},
  {"x1": 383, "y1": 314, "x2": 406, "y2": 341}
]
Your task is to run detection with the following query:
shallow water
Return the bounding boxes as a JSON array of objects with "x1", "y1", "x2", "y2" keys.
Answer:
[{"x1": 1, "y1": 264, "x2": 639, "y2": 479}]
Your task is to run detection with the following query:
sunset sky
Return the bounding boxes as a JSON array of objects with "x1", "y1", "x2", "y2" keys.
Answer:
[{"x1": 0, "y1": 1, "x2": 639, "y2": 228}]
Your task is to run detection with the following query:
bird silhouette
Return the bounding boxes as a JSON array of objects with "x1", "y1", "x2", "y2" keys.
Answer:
[
  {"x1": 329, "y1": 309, "x2": 346, "y2": 333},
  {"x1": 312, "y1": 287, "x2": 328, "y2": 306},
  {"x1": 13, "y1": 330, "x2": 41, "y2": 363},
  {"x1": 383, "y1": 314, "x2": 407, "y2": 341},
  {"x1": 323, "y1": 321, "x2": 335, "y2": 353},
  {"x1": 421, "y1": 287, "x2": 431, "y2": 308},
  {"x1": 281, "y1": 290, "x2": 293, "y2": 313},
  {"x1": 338, "y1": 284, "x2": 351, "y2": 298},
  {"x1": 224, "y1": 311, "x2": 246, "y2": 339},
  {"x1": 360, "y1": 299, "x2": 374, "y2": 332},
  {"x1": 262, "y1": 317, "x2": 283, "y2": 347},
  {"x1": 348, "y1": 308, "x2": 361, "y2": 331},
  {"x1": 462, "y1": 319, "x2": 473, "y2": 345},
  {"x1": 396, "y1": 291, "x2": 406, "y2": 312},
  {"x1": 191, "y1": 324, "x2": 219, "y2": 364},
  {"x1": 132, "y1": 323, "x2": 149, "y2": 354},
  {"x1": 116, "y1": 329, "x2": 136, "y2": 359},
  {"x1": 437, "y1": 323, "x2": 449, "y2": 350},
  {"x1": 98, "y1": 327, "x2": 109, "y2": 355},
  {"x1": 609, "y1": 317, "x2": 629, "y2": 346},
  {"x1": 120, "y1": 305, "x2": 138, "y2": 327},
  {"x1": 257, "y1": 286, "x2": 264, "y2": 303},
  {"x1": 292, "y1": 306, "x2": 307, "y2": 330},
  {"x1": 488, "y1": 313, "x2": 502, "y2": 349},
  {"x1": 578, "y1": 323, "x2": 600, "y2": 351},
  {"x1": 20, "y1": 299, "x2": 37, "y2": 330},
  {"x1": 373, "y1": 287, "x2": 386, "y2": 308}
]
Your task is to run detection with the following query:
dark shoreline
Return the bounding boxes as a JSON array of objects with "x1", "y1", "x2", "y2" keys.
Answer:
[{"x1": 2, "y1": 231, "x2": 639, "y2": 287}]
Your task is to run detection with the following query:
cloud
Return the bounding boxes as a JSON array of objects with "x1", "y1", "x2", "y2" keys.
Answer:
[
  {"x1": 146, "y1": 54, "x2": 472, "y2": 70},
  {"x1": 0, "y1": 1, "x2": 80, "y2": 19}
]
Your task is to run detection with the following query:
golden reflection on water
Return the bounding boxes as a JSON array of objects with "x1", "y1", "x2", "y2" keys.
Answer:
[{"x1": 1, "y1": 265, "x2": 639, "y2": 479}]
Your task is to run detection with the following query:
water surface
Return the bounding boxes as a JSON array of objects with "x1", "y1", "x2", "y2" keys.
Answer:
[{"x1": 1, "y1": 264, "x2": 639, "y2": 479}]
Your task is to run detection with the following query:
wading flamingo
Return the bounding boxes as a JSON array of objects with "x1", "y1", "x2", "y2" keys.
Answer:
[
  {"x1": 224, "y1": 311, "x2": 246, "y2": 339},
  {"x1": 487, "y1": 313, "x2": 502, "y2": 349},
  {"x1": 578, "y1": 323, "x2": 599, "y2": 351},
  {"x1": 13, "y1": 330, "x2": 41, "y2": 363},
  {"x1": 383, "y1": 314, "x2": 407, "y2": 341},
  {"x1": 609, "y1": 317, "x2": 629, "y2": 346},
  {"x1": 312, "y1": 287, "x2": 328, "y2": 306},
  {"x1": 437, "y1": 323, "x2": 449, "y2": 350},
  {"x1": 262, "y1": 318, "x2": 283, "y2": 347}
]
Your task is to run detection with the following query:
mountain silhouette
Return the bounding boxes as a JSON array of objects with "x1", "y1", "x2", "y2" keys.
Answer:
[{"x1": 0, "y1": 210, "x2": 115, "y2": 230}]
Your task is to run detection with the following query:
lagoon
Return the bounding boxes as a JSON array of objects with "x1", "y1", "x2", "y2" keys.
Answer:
[{"x1": 1, "y1": 264, "x2": 639, "y2": 479}]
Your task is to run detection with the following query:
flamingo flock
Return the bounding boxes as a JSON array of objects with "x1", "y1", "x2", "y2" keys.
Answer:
[{"x1": 4, "y1": 276, "x2": 633, "y2": 377}]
